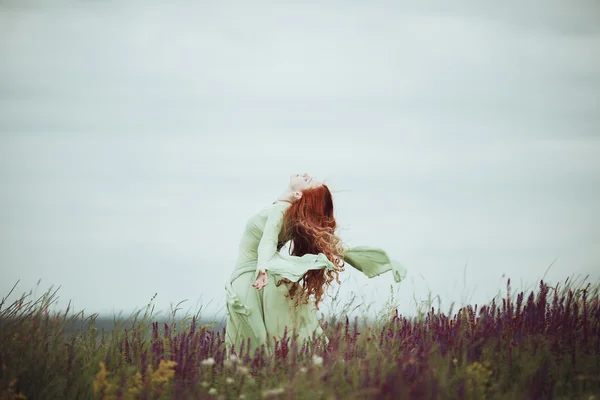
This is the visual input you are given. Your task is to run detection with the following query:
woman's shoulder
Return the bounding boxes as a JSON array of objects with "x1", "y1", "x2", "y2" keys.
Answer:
[{"x1": 259, "y1": 201, "x2": 291, "y2": 217}]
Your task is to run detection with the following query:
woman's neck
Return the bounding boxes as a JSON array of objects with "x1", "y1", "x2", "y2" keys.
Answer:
[
  {"x1": 273, "y1": 199, "x2": 293, "y2": 205},
  {"x1": 274, "y1": 188, "x2": 295, "y2": 204}
]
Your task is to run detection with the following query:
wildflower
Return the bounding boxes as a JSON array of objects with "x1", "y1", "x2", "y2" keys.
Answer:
[
  {"x1": 201, "y1": 381, "x2": 210, "y2": 388},
  {"x1": 92, "y1": 361, "x2": 113, "y2": 396},
  {"x1": 6, "y1": 379, "x2": 25, "y2": 399},
  {"x1": 262, "y1": 387, "x2": 285, "y2": 398},
  {"x1": 201, "y1": 357, "x2": 216, "y2": 366},
  {"x1": 237, "y1": 366, "x2": 249, "y2": 375},
  {"x1": 239, "y1": 395, "x2": 246, "y2": 400},
  {"x1": 6, "y1": 379, "x2": 27, "y2": 400},
  {"x1": 208, "y1": 388, "x2": 218, "y2": 395},
  {"x1": 151, "y1": 360, "x2": 177, "y2": 385},
  {"x1": 127, "y1": 372, "x2": 142, "y2": 395},
  {"x1": 226, "y1": 377, "x2": 235, "y2": 384},
  {"x1": 299, "y1": 367, "x2": 308, "y2": 374},
  {"x1": 465, "y1": 362, "x2": 492, "y2": 398},
  {"x1": 312, "y1": 355, "x2": 323, "y2": 366},
  {"x1": 224, "y1": 353, "x2": 239, "y2": 368}
]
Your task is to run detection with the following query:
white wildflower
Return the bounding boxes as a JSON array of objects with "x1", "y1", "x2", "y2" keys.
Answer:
[
  {"x1": 201, "y1": 357, "x2": 216, "y2": 366},
  {"x1": 200, "y1": 381, "x2": 210, "y2": 388},
  {"x1": 224, "y1": 360, "x2": 233, "y2": 369},
  {"x1": 208, "y1": 388, "x2": 218, "y2": 395},
  {"x1": 299, "y1": 367, "x2": 308, "y2": 374},
  {"x1": 226, "y1": 377, "x2": 235, "y2": 384},
  {"x1": 229, "y1": 354, "x2": 239, "y2": 363},
  {"x1": 237, "y1": 366, "x2": 249, "y2": 375},
  {"x1": 312, "y1": 355, "x2": 323, "y2": 366}
]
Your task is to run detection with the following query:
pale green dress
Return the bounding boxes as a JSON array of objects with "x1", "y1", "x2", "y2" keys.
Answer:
[{"x1": 224, "y1": 202, "x2": 407, "y2": 355}]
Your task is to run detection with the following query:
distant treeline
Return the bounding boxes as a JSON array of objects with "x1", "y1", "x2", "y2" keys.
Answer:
[{"x1": 58, "y1": 316, "x2": 227, "y2": 336}]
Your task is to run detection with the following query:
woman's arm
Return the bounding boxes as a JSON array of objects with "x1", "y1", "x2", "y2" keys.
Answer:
[{"x1": 254, "y1": 204, "x2": 287, "y2": 279}]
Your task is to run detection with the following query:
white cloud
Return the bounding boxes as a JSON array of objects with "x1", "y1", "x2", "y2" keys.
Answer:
[{"x1": 0, "y1": 0, "x2": 598, "y2": 317}]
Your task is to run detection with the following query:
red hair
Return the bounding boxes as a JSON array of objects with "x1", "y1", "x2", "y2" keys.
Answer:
[{"x1": 278, "y1": 184, "x2": 345, "y2": 309}]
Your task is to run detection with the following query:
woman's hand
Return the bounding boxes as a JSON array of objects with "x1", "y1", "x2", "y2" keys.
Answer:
[{"x1": 252, "y1": 269, "x2": 268, "y2": 290}]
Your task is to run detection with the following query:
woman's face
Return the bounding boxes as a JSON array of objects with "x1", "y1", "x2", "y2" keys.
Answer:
[{"x1": 290, "y1": 173, "x2": 322, "y2": 192}]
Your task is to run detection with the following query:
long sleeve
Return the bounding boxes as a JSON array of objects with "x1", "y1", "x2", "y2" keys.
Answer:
[
  {"x1": 255, "y1": 204, "x2": 287, "y2": 277},
  {"x1": 260, "y1": 245, "x2": 405, "y2": 284},
  {"x1": 262, "y1": 252, "x2": 336, "y2": 282},
  {"x1": 343, "y1": 246, "x2": 407, "y2": 283}
]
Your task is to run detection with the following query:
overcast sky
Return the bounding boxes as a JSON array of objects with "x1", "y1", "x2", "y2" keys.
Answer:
[{"x1": 1, "y1": 0, "x2": 599, "y2": 320}]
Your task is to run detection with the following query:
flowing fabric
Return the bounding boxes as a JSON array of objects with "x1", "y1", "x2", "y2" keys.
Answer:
[{"x1": 224, "y1": 202, "x2": 407, "y2": 355}]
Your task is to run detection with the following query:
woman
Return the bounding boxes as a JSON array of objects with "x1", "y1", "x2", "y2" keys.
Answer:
[{"x1": 225, "y1": 173, "x2": 407, "y2": 356}]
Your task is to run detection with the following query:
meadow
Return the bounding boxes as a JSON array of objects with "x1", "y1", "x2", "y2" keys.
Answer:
[{"x1": 0, "y1": 276, "x2": 598, "y2": 400}]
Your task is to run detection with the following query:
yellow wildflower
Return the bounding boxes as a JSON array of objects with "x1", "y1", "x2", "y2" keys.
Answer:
[
  {"x1": 3, "y1": 378, "x2": 27, "y2": 399},
  {"x1": 465, "y1": 361, "x2": 492, "y2": 399},
  {"x1": 151, "y1": 360, "x2": 177, "y2": 385},
  {"x1": 92, "y1": 362, "x2": 113, "y2": 396},
  {"x1": 127, "y1": 372, "x2": 143, "y2": 395}
]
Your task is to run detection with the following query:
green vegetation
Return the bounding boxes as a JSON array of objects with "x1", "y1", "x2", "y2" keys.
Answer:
[{"x1": 1, "y1": 277, "x2": 599, "y2": 399}]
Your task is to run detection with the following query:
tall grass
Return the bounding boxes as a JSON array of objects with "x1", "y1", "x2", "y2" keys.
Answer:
[{"x1": 1, "y1": 276, "x2": 599, "y2": 399}]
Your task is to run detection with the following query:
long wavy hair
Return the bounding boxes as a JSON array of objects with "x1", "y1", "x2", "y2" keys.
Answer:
[{"x1": 277, "y1": 184, "x2": 345, "y2": 309}]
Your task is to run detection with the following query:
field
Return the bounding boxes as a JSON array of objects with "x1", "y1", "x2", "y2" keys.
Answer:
[{"x1": 1, "y1": 277, "x2": 599, "y2": 400}]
